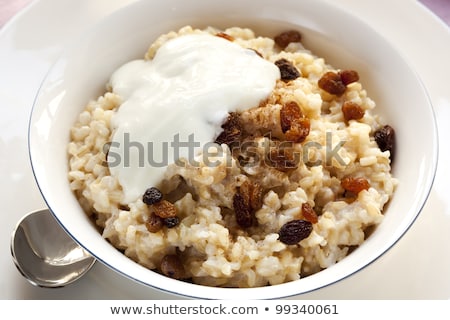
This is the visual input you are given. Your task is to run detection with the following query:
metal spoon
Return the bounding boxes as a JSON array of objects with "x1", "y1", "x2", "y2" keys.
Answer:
[{"x1": 10, "y1": 208, "x2": 96, "y2": 288}]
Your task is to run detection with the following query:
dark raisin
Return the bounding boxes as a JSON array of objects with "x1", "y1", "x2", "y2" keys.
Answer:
[
  {"x1": 215, "y1": 112, "x2": 242, "y2": 146},
  {"x1": 301, "y1": 203, "x2": 318, "y2": 224},
  {"x1": 145, "y1": 213, "x2": 163, "y2": 233},
  {"x1": 341, "y1": 177, "x2": 370, "y2": 194},
  {"x1": 119, "y1": 204, "x2": 130, "y2": 211},
  {"x1": 279, "y1": 219, "x2": 313, "y2": 245},
  {"x1": 374, "y1": 125, "x2": 396, "y2": 161},
  {"x1": 274, "y1": 30, "x2": 302, "y2": 49},
  {"x1": 143, "y1": 187, "x2": 163, "y2": 205},
  {"x1": 164, "y1": 216, "x2": 179, "y2": 228},
  {"x1": 280, "y1": 101, "x2": 302, "y2": 133},
  {"x1": 342, "y1": 101, "x2": 365, "y2": 121},
  {"x1": 233, "y1": 192, "x2": 253, "y2": 228},
  {"x1": 221, "y1": 112, "x2": 240, "y2": 131},
  {"x1": 275, "y1": 58, "x2": 301, "y2": 82},
  {"x1": 318, "y1": 71, "x2": 346, "y2": 95},
  {"x1": 160, "y1": 254, "x2": 186, "y2": 279},
  {"x1": 339, "y1": 70, "x2": 359, "y2": 85}
]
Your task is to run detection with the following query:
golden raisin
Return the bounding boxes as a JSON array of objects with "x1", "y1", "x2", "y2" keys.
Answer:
[
  {"x1": 301, "y1": 203, "x2": 318, "y2": 224},
  {"x1": 342, "y1": 101, "x2": 365, "y2": 121},
  {"x1": 160, "y1": 254, "x2": 186, "y2": 279},
  {"x1": 318, "y1": 71, "x2": 346, "y2": 95},
  {"x1": 216, "y1": 32, "x2": 234, "y2": 41},
  {"x1": 285, "y1": 117, "x2": 310, "y2": 143},
  {"x1": 341, "y1": 177, "x2": 370, "y2": 194},
  {"x1": 274, "y1": 30, "x2": 302, "y2": 49},
  {"x1": 240, "y1": 180, "x2": 263, "y2": 212},
  {"x1": 153, "y1": 200, "x2": 177, "y2": 218},
  {"x1": 339, "y1": 70, "x2": 359, "y2": 85},
  {"x1": 145, "y1": 213, "x2": 163, "y2": 233},
  {"x1": 250, "y1": 183, "x2": 263, "y2": 212},
  {"x1": 280, "y1": 101, "x2": 303, "y2": 133},
  {"x1": 268, "y1": 147, "x2": 299, "y2": 171},
  {"x1": 233, "y1": 181, "x2": 265, "y2": 229}
]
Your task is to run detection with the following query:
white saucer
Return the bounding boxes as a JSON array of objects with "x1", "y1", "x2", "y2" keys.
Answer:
[{"x1": 1, "y1": 0, "x2": 449, "y2": 299}]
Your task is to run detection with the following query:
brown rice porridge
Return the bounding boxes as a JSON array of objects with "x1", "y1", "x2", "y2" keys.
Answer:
[{"x1": 67, "y1": 26, "x2": 397, "y2": 288}]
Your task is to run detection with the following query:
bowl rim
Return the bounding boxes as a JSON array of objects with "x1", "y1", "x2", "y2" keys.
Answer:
[{"x1": 27, "y1": 0, "x2": 439, "y2": 299}]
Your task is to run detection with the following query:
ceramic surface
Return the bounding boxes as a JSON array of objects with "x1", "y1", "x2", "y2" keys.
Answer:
[{"x1": 1, "y1": 0, "x2": 449, "y2": 299}]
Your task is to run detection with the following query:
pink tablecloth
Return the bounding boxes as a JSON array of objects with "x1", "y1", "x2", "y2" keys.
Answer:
[
  {"x1": 421, "y1": 0, "x2": 450, "y2": 24},
  {"x1": 1, "y1": 0, "x2": 450, "y2": 29},
  {"x1": 0, "y1": 0, "x2": 33, "y2": 28}
]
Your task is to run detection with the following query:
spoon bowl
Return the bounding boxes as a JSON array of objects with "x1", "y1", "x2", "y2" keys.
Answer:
[{"x1": 11, "y1": 209, "x2": 96, "y2": 288}]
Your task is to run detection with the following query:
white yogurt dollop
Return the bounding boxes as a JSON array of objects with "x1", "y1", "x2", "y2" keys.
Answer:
[{"x1": 108, "y1": 33, "x2": 280, "y2": 203}]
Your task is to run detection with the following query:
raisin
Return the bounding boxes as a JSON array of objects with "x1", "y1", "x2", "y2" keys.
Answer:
[
  {"x1": 279, "y1": 219, "x2": 313, "y2": 245},
  {"x1": 232, "y1": 181, "x2": 264, "y2": 229},
  {"x1": 143, "y1": 187, "x2": 163, "y2": 205},
  {"x1": 275, "y1": 58, "x2": 301, "y2": 81},
  {"x1": 280, "y1": 101, "x2": 303, "y2": 133},
  {"x1": 216, "y1": 32, "x2": 234, "y2": 41},
  {"x1": 119, "y1": 204, "x2": 130, "y2": 211},
  {"x1": 160, "y1": 254, "x2": 186, "y2": 279},
  {"x1": 164, "y1": 216, "x2": 180, "y2": 228},
  {"x1": 274, "y1": 30, "x2": 302, "y2": 49},
  {"x1": 250, "y1": 183, "x2": 263, "y2": 212},
  {"x1": 374, "y1": 125, "x2": 396, "y2": 161},
  {"x1": 318, "y1": 71, "x2": 346, "y2": 95},
  {"x1": 285, "y1": 117, "x2": 310, "y2": 143},
  {"x1": 215, "y1": 112, "x2": 242, "y2": 146},
  {"x1": 301, "y1": 203, "x2": 318, "y2": 224},
  {"x1": 339, "y1": 70, "x2": 359, "y2": 85},
  {"x1": 145, "y1": 213, "x2": 163, "y2": 233},
  {"x1": 248, "y1": 48, "x2": 263, "y2": 58},
  {"x1": 240, "y1": 180, "x2": 263, "y2": 212},
  {"x1": 233, "y1": 192, "x2": 253, "y2": 228},
  {"x1": 280, "y1": 101, "x2": 309, "y2": 142},
  {"x1": 268, "y1": 147, "x2": 299, "y2": 171},
  {"x1": 342, "y1": 101, "x2": 365, "y2": 121},
  {"x1": 341, "y1": 177, "x2": 370, "y2": 194},
  {"x1": 153, "y1": 200, "x2": 177, "y2": 218}
]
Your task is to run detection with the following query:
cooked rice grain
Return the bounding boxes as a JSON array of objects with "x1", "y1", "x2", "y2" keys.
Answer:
[{"x1": 68, "y1": 26, "x2": 397, "y2": 288}]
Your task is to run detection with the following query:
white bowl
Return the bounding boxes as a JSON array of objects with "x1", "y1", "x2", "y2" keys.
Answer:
[{"x1": 28, "y1": 0, "x2": 438, "y2": 299}]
